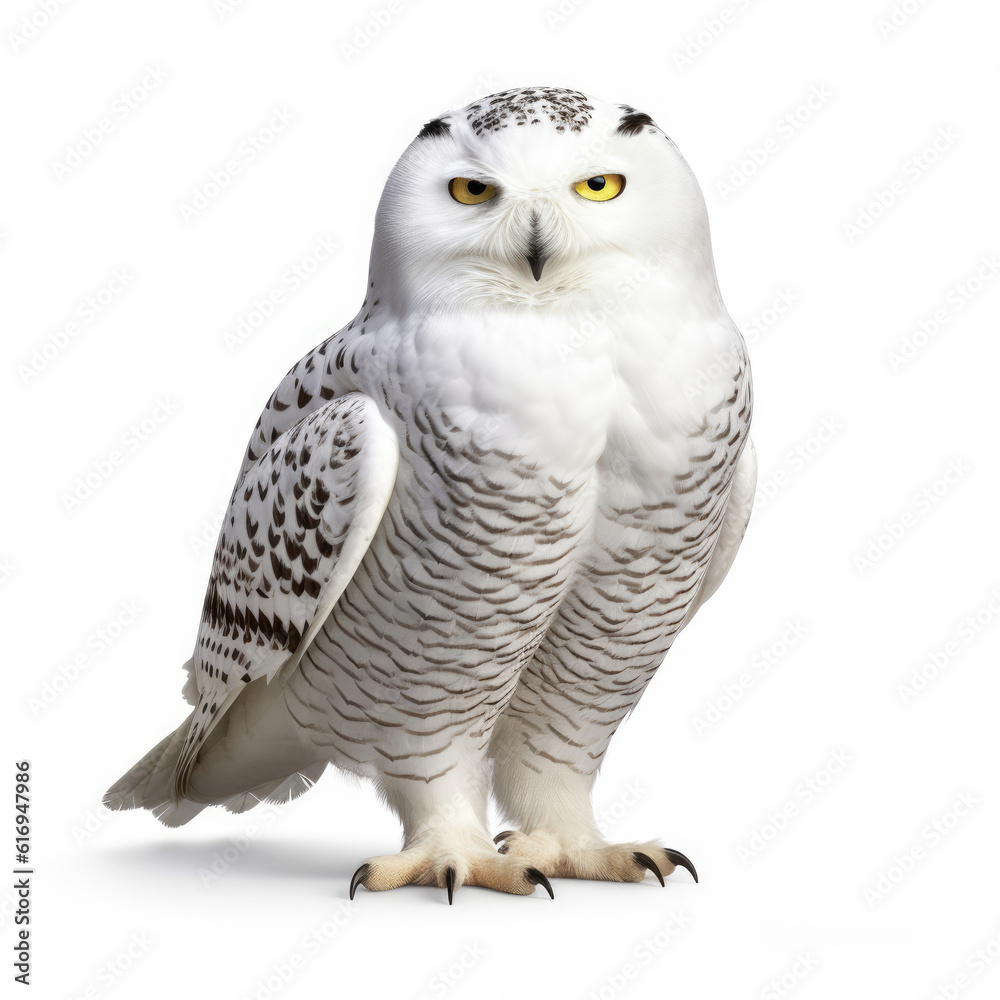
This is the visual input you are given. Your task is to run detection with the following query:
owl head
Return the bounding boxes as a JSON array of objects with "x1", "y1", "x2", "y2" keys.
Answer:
[{"x1": 370, "y1": 87, "x2": 719, "y2": 314}]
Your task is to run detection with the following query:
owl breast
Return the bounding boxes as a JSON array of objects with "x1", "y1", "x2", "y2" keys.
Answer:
[{"x1": 285, "y1": 299, "x2": 749, "y2": 773}]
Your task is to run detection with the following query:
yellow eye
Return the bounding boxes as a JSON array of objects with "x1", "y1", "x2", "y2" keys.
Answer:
[
  {"x1": 448, "y1": 177, "x2": 497, "y2": 204},
  {"x1": 574, "y1": 174, "x2": 626, "y2": 202}
]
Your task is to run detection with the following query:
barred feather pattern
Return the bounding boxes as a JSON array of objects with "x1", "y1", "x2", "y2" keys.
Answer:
[
  {"x1": 267, "y1": 301, "x2": 752, "y2": 794},
  {"x1": 174, "y1": 393, "x2": 397, "y2": 798}
]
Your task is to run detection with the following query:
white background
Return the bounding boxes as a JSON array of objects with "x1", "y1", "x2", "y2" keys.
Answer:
[{"x1": 3, "y1": 0, "x2": 999, "y2": 997}]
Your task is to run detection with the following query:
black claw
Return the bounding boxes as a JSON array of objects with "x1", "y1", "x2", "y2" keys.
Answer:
[
  {"x1": 525, "y1": 867, "x2": 554, "y2": 899},
  {"x1": 493, "y1": 830, "x2": 516, "y2": 844},
  {"x1": 664, "y1": 848, "x2": 699, "y2": 883},
  {"x1": 634, "y1": 851, "x2": 665, "y2": 887},
  {"x1": 445, "y1": 866, "x2": 456, "y2": 905},
  {"x1": 349, "y1": 863, "x2": 369, "y2": 900}
]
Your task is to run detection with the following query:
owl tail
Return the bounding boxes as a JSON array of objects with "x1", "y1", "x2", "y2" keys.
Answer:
[
  {"x1": 103, "y1": 677, "x2": 327, "y2": 827},
  {"x1": 102, "y1": 713, "x2": 204, "y2": 827}
]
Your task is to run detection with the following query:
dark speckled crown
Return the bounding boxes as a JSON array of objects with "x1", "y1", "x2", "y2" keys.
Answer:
[
  {"x1": 465, "y1": 87, "x2": 595, "y2": 135},
  {"x1": 415, "y1": 88, "x2": 666, "y2": 143}
]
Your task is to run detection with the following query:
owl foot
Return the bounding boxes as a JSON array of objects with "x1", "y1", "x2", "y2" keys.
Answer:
[
  {"x1": 348, "y1": 845, "x2": 555, "y2": 902},
  {"x1": 492, "y1": 829, "x2": 698, "y2": 885}
]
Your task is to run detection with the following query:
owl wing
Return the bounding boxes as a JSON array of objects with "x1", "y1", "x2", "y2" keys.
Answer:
[{"x1": 173, "y1": 392, "x2": 398, "y2": 797}]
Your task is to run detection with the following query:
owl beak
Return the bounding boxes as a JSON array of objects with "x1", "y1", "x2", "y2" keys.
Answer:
[
  {"x1": 527, "y1": 249, "x2": 547, "y2": 282},
  {"x1": 526, "y1": 214, "x2": 548, "y2": 281}
]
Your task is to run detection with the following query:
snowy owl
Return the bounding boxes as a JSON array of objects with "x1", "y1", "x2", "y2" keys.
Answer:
[{"x1": 106, "y1": 87, "x2": 755, "y2": 901}]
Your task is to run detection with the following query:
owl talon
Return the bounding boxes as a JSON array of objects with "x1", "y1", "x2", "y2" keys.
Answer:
[
  {"x1": 493, "y1": 830, "x2": 516, "y2": 844},
  {"x1": 525, "y1": 867, "x2": 554, "y2": 899},
  {"x1": 634, "y1": 852, "x2": 664, "y2": 886},
  {"x1": 348, "y1": 847, "x2": 548, "y2": 897},
  {"x1": 664, "y1": 848, "x2": 698, "y2": 883},
  {"x1": 349, "y1": 863, "x2": 369, "y2": 899},
  {"x1": 487, "y1": 828, "x2": 699, "y2": 886}
]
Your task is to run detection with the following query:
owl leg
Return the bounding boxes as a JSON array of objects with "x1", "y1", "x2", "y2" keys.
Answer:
[
  {"x1": 488, "y1": 654, "x2": 698, "y2": 887},
  {"x1": 347, "y1": 760, "x2": 554, "y2": 901}
]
